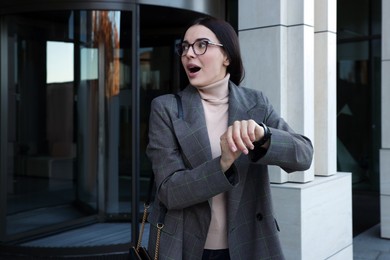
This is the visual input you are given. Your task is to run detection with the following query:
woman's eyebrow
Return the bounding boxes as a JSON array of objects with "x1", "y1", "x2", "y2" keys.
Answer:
[{"x1": 182, "y1": 37, "x2": 210, "y2": 43}]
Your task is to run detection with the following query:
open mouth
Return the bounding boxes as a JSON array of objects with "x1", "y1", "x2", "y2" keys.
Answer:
[{"x1": 188, "y1": 66, "x2": 201, "y2": 73}]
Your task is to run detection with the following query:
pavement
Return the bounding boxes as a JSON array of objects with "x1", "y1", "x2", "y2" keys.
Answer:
[
  {"x1": 353, "y1": 224, "x2": 390, "y2": 260},
  {"x1": 1, "y1": 222, "x2": 389, "y2": 259}
]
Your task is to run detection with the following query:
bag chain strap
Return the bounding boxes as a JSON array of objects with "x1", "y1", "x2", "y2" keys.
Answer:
[
  {"x1": 136, "y1": 203, "x2": 150, "y2": 251},
  {"x1": 136, "y1": 202, "x2": 163, "y2": 260},
  {"x1": 154, "y1": 223, "x2": 164, "y2": 260}
]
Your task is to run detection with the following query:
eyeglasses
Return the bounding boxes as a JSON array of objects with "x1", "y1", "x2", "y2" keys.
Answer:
[{"x1": 176, "y1": 39, "x2": 223, "y2": 56}]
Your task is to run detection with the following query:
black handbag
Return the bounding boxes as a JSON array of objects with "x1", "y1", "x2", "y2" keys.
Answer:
[
  {"x1": 130, "y1": 174, "x2": 159, "y2": 260},
  {"x1": 129, "y1": 202, "x2": 158, "y2": 260}
]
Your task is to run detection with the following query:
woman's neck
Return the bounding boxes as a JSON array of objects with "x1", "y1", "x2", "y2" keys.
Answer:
[{"x1": 197, "y1": 74, "x2": 230, "y2": 102}]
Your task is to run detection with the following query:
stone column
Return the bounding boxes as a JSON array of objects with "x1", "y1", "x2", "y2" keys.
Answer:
[
  {"x1": 380, "y1": 0, "x2": 390, "y2": 239},
  {"x1": 314, "y1": 0, "x2": 337, "y2": 176},
  {"x1": 239, "y1": 0, "x2": 314, "y2": 184}
]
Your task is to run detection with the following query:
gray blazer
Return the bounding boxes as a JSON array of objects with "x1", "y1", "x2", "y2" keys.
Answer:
[{"x1": 146, "y1": 81, "x2": 313, "y2": 260}]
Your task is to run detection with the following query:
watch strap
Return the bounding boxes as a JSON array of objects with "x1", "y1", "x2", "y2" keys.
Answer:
[{"x1": 257, "y1": 122, "x2": 272, "y2": 146}]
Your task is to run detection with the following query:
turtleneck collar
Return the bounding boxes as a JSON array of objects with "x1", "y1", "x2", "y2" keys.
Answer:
[{"x1": 196, "y1": 74, "x2": 230, "y2": 104}]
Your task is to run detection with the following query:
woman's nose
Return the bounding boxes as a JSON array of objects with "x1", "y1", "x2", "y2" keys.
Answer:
[{"x1": 185, "y1": 46, "x2": 196, "y2": 57}]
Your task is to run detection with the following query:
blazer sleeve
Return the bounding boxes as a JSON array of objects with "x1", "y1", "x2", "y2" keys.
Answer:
[
  {"x1": 146, "y1": 95, "x2": 237, "y2": 210},
  {"x1": 248, "y1": 93, "x2": 314, "y2": 173}
]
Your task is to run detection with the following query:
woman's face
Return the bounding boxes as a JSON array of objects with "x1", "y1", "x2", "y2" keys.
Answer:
[{"x1": 181, "y1": 25, "x2": 229, "y2": 88}]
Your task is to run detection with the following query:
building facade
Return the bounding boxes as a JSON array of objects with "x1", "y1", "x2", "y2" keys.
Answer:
[{"x1": 0, "y1": 0, "x2": 387, "y2": 259}]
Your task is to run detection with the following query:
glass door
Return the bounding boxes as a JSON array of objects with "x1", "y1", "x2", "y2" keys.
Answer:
[
  {"x1": 337, "y1": 0, "x2": 381, "y2": 236},
  {"x1": 3, "y1": 12, "x2": 92, "y2": 240},
  {"x1": 1, "y1": 9, "x2": 135, "y2": 241}
]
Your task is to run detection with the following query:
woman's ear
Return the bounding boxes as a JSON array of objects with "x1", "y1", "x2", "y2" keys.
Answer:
[{"x1": 223, "y1": 56, "x2": 230, "y2": 67}]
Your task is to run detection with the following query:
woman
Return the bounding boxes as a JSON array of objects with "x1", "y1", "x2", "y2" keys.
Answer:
[{"x1": 146, "y1": 16, "x2": 313, "y2": 260}]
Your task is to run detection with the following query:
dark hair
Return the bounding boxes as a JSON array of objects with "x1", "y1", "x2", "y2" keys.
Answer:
[{"x1": 183, "y1": 16, "x2": 245, "y2": 85}]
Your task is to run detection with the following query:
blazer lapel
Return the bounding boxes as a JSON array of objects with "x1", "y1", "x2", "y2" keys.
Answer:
[
  {"x1": 227, "y1": 83, "x2": 254, "y2": 125},
  {"x1": 172, "y1": 86, "x2": 212, "y2": 169}
]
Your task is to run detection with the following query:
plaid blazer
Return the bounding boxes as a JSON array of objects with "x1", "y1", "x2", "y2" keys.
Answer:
[{"x1": 146, "y1": 81, "x2": 313, "y2": 260}]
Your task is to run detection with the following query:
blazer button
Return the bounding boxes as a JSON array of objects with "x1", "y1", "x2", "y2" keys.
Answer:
[{"x1": 256, "y1": 213, "x2": 263, "y2": 221}]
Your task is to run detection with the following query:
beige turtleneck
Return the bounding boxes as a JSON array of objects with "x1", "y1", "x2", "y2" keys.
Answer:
[{"x1": 197, "y1": 74, "x2": 230, "y2": 249}]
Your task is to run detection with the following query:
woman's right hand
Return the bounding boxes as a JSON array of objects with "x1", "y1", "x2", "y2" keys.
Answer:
[{"x1": 220, "y1": 120, "x2": 265, "y2": 172}]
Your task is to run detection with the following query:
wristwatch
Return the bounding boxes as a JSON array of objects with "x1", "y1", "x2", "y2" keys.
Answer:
[{"x1": 257, "y1": 122, "x2": 272, "y2": 146}]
